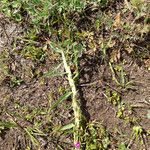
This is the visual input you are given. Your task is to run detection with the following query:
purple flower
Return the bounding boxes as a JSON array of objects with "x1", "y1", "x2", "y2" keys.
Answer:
[{"x1": 75, "y1": 142, "x2": 80, "y2": 149}]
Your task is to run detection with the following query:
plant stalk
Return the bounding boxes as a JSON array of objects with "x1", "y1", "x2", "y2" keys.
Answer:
[{"x1": 61, "y1": 50, "x2": 82, "y2": 147}]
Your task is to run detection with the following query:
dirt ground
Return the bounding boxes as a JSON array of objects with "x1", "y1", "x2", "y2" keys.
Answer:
[
  {"x1": 79, "y1": 52, "x2": 150, "y2": 149},
  {"x1": 0, "y1": 1, "x2": 150, "y2": 150}
]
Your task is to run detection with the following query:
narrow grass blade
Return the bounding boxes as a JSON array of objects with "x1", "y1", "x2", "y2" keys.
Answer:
[
  {"x1": 0, "y1": 121, "x2": 17, "y2": 132},
  {"x1": 24, "y1": 127, "x2": 40, "y2": 147},
  {"x1": 44, "y1": 70, "x2": 66, "y2": 77},
  {"x1": 49, "y1": 41, "x2": 62, "y2": 53},
  {"x1": 49, "y1": 91, "x2": 72, "y2": 111}
]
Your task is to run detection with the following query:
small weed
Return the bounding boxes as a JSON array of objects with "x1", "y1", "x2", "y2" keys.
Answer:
[
  {"x1": 10, "y1": 76, "x2": 23, "y2": 87},
  {"x1": 104, "y1": 89, "x2": 139, "y2": 125},
  {"x1": 127, "y1": 125, "x2": 146, "y2": 148},
  {"x1": 130, "y1": 0, "x2": 147, "y2": 12},
  {"x1": 132, "y1": 126, "x2": 143, "y2": 140},
  {"x1": 21, "y1": 45, "x2": 46, "y2": 61},
  {"x1": 104, "y1": 89, "x2": 121, "y2": 106},
  {"x1": 117, "y1": 102, "x2": 126, "y2": 119},
  {"x1": 0, "y1": 121, "x2": 17, "y2": 133},
  {"x1": 83, "y1": 122, "x2": 110, "y2": 150},
  {"x1": 109, "y1": 62, "x2": 133, "y2": 89}
]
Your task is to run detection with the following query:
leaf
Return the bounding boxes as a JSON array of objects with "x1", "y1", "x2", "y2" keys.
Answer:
[
  {"x1": 49, "y1": 41, "x2": 62, "y2": 53},
  {"x1": 12, "y1": 1, "x2": 21, "y2": 8},
  {"x1": 49, "y1": 91, "x2": 72, "y2": 111},
  {"x1": 60, "y1": 123, "x2": 75, "y2": 131},
  {"x1": 118, "y1": 143, "x2": 130, "y2": 150},
  {"x1": 133, "y1": 126, "x2": 143, "y2": 135},
  {"x1": 44, "y1": 64, "x2": 66, "y2": 77},
  {"x1": 89, "y1": 144, "x2": 97, "y2": 149}
]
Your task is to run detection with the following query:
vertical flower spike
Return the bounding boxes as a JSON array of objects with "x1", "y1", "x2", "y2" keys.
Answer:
[{"x1": 61, "y1": 50, "x2": 82, "y2": 149}]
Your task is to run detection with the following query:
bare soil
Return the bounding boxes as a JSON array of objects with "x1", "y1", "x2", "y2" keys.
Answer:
[{"x1": 0, "y1": 2, "x2": 150, "y2": 150}]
